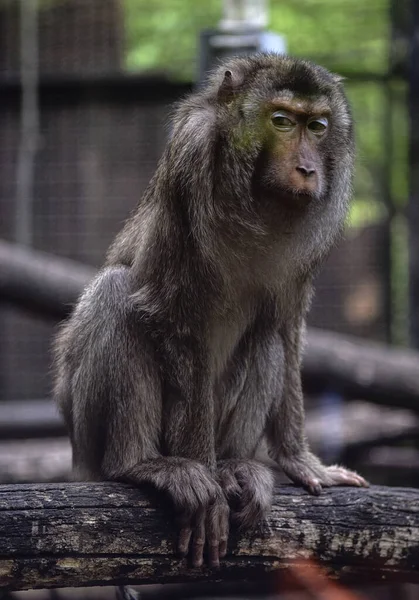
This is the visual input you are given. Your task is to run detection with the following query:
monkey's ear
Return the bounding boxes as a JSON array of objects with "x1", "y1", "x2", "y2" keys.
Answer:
[
  {"x1": 217, "y1": 69, "x2": 243, "y2": 102},
  {"x1": 331, "y1": 72, "x2": 346, "y2": 84}
]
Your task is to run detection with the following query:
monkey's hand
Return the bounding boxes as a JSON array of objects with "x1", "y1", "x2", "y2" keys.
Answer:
[
  {"x1": 158, "y1": 458, "x2": 229, "y2": 568},
  {"x1": 277, "y1": 451, "x2": 369, "y2": 496},
  {"x1": 217, "y1": 459, "x2": 274, "y2": 529}
]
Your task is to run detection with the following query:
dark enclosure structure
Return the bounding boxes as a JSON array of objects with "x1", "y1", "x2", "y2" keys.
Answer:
[
  {"x1": 1, "y1": 0, "x2": 419, "y2": 598},
  {"x1": 0, "y1": 0, "x2": 417, "y2": 405},
  {"x1": 0, "y1": 0, "x2": 418, "y2": 488},
  {"x1": 0, "y1": 0, "x2": 419, "y2": 486}
]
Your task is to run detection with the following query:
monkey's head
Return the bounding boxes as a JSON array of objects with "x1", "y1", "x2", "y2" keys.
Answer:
[{"x1": 206, "y1": 54, "x2": 354, "y2": 213}]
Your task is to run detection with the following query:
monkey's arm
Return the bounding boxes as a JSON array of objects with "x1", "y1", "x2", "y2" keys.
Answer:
[
  {"x1": 54, "y1": 266, "x2": 228, "y2": 567},
  {"x1": 267, "y1": 316, "x2": 368, "y2": 495},
  {"x1": 160, "y1": 346, "x2": 217, "y2": 468},
  {"x1": 153, "y1": 340, "x2": 231, "y2": 566}
]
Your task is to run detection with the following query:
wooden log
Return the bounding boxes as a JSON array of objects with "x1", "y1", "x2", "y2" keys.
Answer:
[
  {"x1": 0, "y1": 239, "x2": 93, "y2": 321},
  {"x1": 304, "y1": 329, "x2": 419, "y2": 412},
  {"x1": 0, "y1": 438, "x2": 71, "y2": 484},
  {"x1": 0, "y1": 483, "x2": 418, "y2": 591},
  {"x1": 0, "y1": 399, "x2": 64, "y2": 440}
]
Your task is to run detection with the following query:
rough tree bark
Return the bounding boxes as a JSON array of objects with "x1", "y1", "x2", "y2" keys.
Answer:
[{"x1": 0, "y1": 482, "x2": 418, "y2": 591}]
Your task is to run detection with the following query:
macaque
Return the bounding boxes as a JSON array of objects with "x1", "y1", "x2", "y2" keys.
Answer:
[{"x1": 53, "y1": 53, "x2": 368, "y2": 568}]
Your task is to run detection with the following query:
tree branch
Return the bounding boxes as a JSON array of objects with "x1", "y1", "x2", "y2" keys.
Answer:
[{"x1": 0, "y1": 482, "x2": 418, "y2": 591}]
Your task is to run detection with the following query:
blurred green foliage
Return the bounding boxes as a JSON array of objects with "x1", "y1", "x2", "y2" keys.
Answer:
[
  {"x1": 124, "y1": 0, "x2": 389, "y2": 79},
  {"x1": 124, "y1": 0, "x2": 404, "y2": 226}
]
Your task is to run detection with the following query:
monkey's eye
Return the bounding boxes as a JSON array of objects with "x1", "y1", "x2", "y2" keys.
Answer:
[
  {"x1": 307, "y1": 118, "x2": 328, "y2": 135},
  {"x1": 271, "y1": 112, "x2": 295, "y2": 131}
]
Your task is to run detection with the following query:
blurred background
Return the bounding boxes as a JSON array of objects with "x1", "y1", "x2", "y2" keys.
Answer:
[{"x1": 0, "y1": 0, "x2": 419, "y2": 598}]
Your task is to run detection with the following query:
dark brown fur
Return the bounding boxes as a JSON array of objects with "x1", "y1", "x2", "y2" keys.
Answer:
[{"x1": 53, "y1": 54, "x2": 368, "y2": 568}]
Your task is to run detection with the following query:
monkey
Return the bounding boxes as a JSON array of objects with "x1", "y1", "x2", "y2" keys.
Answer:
[{"x1": 53, "y1": 53, "x2": 368, "y2": 569}]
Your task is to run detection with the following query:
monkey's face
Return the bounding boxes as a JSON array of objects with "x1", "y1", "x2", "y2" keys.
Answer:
[
  {"x1": 248, "y1": 94, "x2": 335, "y2": 209},
  {"x1": 211, "y1": 55, "x2": 354, "y2": 213},
  {"x1": 262, "y1": 95, "x2": 330, "y2": 204}
]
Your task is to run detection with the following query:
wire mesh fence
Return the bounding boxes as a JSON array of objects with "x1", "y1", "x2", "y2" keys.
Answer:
[
  {"x1": 1, "y1": 4, "x2": 419, "y2": 596},
  {"x1": 0, "y1": 0, "x2": 412, "y2": 416}
]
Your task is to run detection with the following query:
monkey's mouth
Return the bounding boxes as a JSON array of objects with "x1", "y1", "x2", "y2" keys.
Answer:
[
  {"x1": 279, "y1": 188, "x2": 318, "y2": 208},
  {"x1": 252, "y1": 173, "x2": 320, "y2": 208}
]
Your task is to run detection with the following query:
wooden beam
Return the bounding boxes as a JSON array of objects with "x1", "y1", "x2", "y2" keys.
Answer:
[
  {"x1": 0, "y1": 239, "x2": 93, "y2": 320},
  {"x1": 0, "y1": 483, "x2": 418, "y2": 591},
  {"x1": 304, "y1": 328, "x2": 419, "y2": 411}
]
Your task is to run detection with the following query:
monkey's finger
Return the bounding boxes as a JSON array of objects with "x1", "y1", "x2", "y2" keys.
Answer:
[
  {"x1": 206, "y1": 503, "x2": 221, "y2": 568},
  {"x1": 191, "y1": 506, "x2": 206, "y2": 568},
  {"x1": 208, "y1": 542, "x2": 220, "y2": 568},
  {"x1": 218, "y1": 502, "x2": 229, "y2": 558},
  {"x1": 219, "y1": 539, "x2": 227, "y2": 559},
  {"x1": 338, "y1": 473, "x2": 369, "y2": 487},
  {"x1": 281, "y1": 462, "x2": 323, "y2": 496},
  {"x1": 207, "y1": 496, "x2": 230, "y2": 566},
  {"x1": 354, "y1": 475, "x2": 369, "y2": 487},
  {"x1": 176, "y1": 509, "x2": 194, "y2": 557},
  {"x1": 284, "y1": 471, "x2": 322, "y2": 496},
  {"x1": 306, "y1": 478, "x2": 322, "y2": 496},
  {"x1": 324, "y1": 467, "x2": 369, "y2": 488},
  {"x1": 177, "y1": 525, "x2": 193, "y2": 557}
]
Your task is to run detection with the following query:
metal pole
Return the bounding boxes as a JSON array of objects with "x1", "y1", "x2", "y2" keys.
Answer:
[
  {"x1": 198, "y1": 0, "x2": 285, "y2": 84},
  {"x1": 15, "y1": 0, "x2": 39, "y2": 246},
  {"x1": 408, "y1": 0, "x2": 419, "y2": 347}
]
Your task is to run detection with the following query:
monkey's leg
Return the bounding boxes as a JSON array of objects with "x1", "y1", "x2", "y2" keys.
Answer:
[
  {"x1": 267, "y1": 323, "x2": 368, "y2": 495},
  {"x1": 56, "y1": 266, "x2": 227, "y2": 567},
  {"x1": 216, "y1": 327, "x2": 280, "y2": 528}
]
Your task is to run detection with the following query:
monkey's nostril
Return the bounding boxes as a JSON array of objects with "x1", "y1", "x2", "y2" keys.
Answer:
[{"x1": 296, "y1": 165, "x2": 316, "y2": 177}]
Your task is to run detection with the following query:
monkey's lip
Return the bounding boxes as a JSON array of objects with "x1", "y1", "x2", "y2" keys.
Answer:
[{"x1": 279, "y1": 189, "x2": 317, "y2": 206}]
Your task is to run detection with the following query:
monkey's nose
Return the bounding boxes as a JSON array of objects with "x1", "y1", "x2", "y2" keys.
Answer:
[{"x1": 296, "y1": 165, "x2": 316, "y2": 178}]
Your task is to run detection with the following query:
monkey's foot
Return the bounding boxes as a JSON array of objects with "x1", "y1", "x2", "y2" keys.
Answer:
[
  {"x1": 177, "y1": 489, "x2": 229, "y2": 568},
  {"x1": 279, "y1": 453, "x2": 369, "y2": 496},
  {"x1": 217, "y1": 459, "x2": 274, "y2": 529}
]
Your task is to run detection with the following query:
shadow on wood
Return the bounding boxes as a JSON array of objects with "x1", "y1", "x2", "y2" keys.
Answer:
[{"x1": 0, "y1": 482, "x2": 418, "y2": 591}]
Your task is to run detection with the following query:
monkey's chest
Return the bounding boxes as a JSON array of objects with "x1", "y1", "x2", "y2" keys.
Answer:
[
  {"x1": 209, "y1": 312, "x2": 266, "y2": 429},
  {"x1": 209, "y1": 318, "x2": 248, "y2": 378},
  {"x1": 207, "y1": 288, "x2": 262, "y2": 377}
]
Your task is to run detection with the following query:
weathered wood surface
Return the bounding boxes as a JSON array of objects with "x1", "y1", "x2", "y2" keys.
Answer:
[{"x1": 0, "y1": 483, "x2": 418, "y2": 591}]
